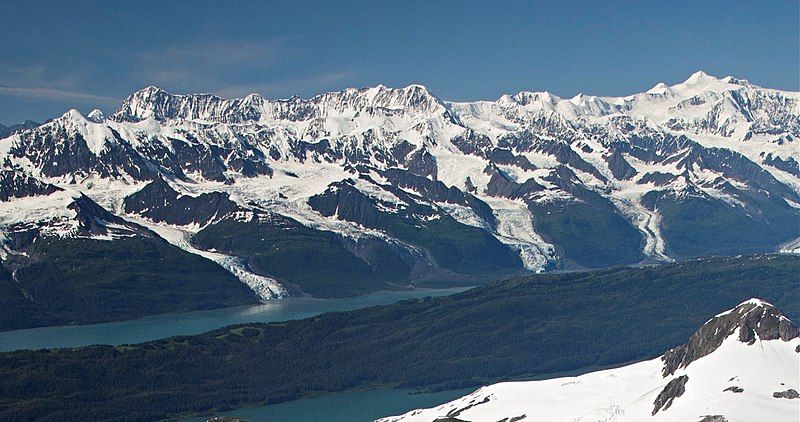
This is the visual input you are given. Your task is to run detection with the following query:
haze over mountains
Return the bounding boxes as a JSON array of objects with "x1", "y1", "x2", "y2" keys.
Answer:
[{"x1": 0, "y1": 71, "x2": 798, "y2": 328}]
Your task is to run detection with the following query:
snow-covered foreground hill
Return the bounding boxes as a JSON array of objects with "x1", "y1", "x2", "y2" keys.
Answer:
[
  {"x1": 378, "y1": 299, "x2": 800, "y2": 422},
  {"x1": 0, "y1": 71, "x2": 798, "y2": 311}
]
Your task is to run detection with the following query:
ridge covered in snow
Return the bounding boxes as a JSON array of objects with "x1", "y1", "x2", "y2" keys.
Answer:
[
  {"x1": 0, "y1": 71, "x2": 798, "y2": 298},
  {"x1": 378, "y1": 299, "x2": 800, "y2": 422}
]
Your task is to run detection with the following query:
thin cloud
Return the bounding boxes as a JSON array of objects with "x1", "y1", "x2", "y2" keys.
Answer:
[
  {"x1": 214, "y1": 70, "x2": 356, "y2": 99},
  {"x1": 0, "y1": 63, "x2": 92, "y2": 90},
  {"x1": 0, "y1": 62, "x2": 117, "y2": 105},
  {"x1": 0, "y1": 86, "x2": 119, "y2": 105},
  {"x1": 134, "y1": 38, "x2": 299, "y2": 89},
  {"x1": 0, "y1": 39, "x2": 350, "y2": 115},
  {"x1": 151, "y1": 39, "x2": 298, "y2": 66}
]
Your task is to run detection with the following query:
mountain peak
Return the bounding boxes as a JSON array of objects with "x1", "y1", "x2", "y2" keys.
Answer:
[
  {"x1": 403, "y1": 83, "x2": 423, "y2": 89},
  {"x1": 113, "y1": 86, "x2": 238, "y2": 122},
  {"x1": 646, "y1": 82, "x2": 673, "y2": 95},
  {"x1": 137, "y1": 85, "x2": 169, "y2": 95},
  {"x1": 570, "y1": 92, "x2": 586, "y2": 102},
  {"x1": 683, "y1": 70, "x2": 718, "y2": 84},
  {"x1": 505, "y1": 90, "x2": 560, "y2": 106},
  {"x1": 345, "y1": 83, "x2": 445, "y2": 114},
  {"x1": 114, "y1": 86, "x2": 174, "y2": 122},
  {"x1": 87, "y1": 109, "x2": 106, "y2": 123},
  {"x1": 61, "y1": 109, "x2": 87, "y2": 123},
  {"x1": 721, "y1": 75, "x2": 752, "y2": 86},
  {"x1": 402, "y1": 83, "x2": 430, "y2": 93},
  {"x1": 243, "y1": 92, "x2": 264, "y2": 102},
  {"x1": 661, "y1": 298, "x2": 798, "y2": 376}
]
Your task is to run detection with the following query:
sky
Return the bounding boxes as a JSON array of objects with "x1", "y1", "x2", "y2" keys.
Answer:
[{"x1": 0, "y1": 0, "x2": 798, "y2": 124}]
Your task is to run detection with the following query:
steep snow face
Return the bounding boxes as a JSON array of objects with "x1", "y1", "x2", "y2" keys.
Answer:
[
  {"x1": 449, "y1": 71, "x2": 799, "y2": 172},
  {"x1": 0, "y1": 189, "x2": 84, "y2": 237},
  {"x1": 0, "y1": 185, "x2": 145, "y2": 253},
  {"x1": 0, "y1": 71, "x2": 798, "y2": 292},
  {"x1": 380, "y1": 335, "x2": 799, "y2": 422},
  {"x1": 378, "y1": 300, "x2": 800, "y2": 422},
  {"x1": 114, "y1": 84, "x2": 451, "y2": 124}
]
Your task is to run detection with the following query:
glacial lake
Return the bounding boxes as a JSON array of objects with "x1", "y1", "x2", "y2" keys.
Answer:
[
  {"x1": 0, "y1": 287, "x2": 470, "y2": 352},
  {"x1": 182, "y1": 388, "x2": 475, "y2": 422}
]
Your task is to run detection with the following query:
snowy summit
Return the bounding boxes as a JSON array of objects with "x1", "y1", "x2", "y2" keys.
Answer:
[{"x1": 378, "y1": 299, "x2": 800, "y2": 422}]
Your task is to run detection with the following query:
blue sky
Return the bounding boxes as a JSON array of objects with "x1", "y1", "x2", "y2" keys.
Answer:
[{"x1": 1, "y1": 0, "x2": 798, "y2": 124}]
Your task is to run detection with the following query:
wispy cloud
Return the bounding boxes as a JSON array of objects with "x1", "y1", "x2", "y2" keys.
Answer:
[
  {"x1": 214, "y1": 70, "x2": 356, "y2": 98},
  {"x1": 0, "y1": 37, "x2": 357, "y2": 120},
  {"x1": 133, "y1": 38, "x2": 299, "y2": 90},
  {"x1": 143, "y1": 39, "x2": 298, "y2": 66},
  {"x1": 0, "y1": 86, "x2": 119, "y2": 104},
  {"x1": 0, "y1": 63, "x2": 117, "y2": 105}
]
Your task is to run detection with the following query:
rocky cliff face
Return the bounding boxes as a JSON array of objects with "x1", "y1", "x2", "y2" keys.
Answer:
[{"x1": 662, "y1": 299, "x2": 800, "y2": 376}]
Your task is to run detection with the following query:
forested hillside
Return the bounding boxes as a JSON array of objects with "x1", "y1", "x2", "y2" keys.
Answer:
[{"x1": 0, "y1": 254, "x2": 797, "y2": 420}]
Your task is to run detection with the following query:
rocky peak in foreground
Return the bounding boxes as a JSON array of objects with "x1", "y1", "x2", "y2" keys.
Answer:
[
  {"x1": 662, "y1": 298, "x2": 799, "y2": 376},
  {"x1": 379, "y1": 299, "x2": 800, "y2": 422}
]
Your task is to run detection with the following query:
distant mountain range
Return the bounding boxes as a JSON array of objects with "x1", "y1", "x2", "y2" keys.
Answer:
[
  {"x1": 379, "y1": 298, "x2": 800, "y2": 422},
  {"x1": 0, "y1": 120, "x2": 40, "y2": 139},
  {"x1": 0, "y1": 71, "x2": 798, "y2": 328}
]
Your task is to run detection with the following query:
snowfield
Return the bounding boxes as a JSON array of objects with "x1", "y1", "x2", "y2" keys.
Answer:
[
  {"x1": 378, "y1": 300, "x2": 800, "y2": 422},
  {"x1": 1, "y1": 71, "x2": 798, "y2": 296}
]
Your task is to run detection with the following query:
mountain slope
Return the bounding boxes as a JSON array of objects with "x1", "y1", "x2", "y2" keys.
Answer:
[
  {"x1": 0, "y1": 71, "x2": 798, "y2": 308},
  {"x1": 1, "y1": 236, "x2": 260, "y2": 331},
  {"x1": 0, "y1": 254, "x2": 796, "y2": 420},
  {"x1": 379, "y1": 299, "x2": 799, "y2": 422},
  {"x1": 0, "y1": 172, "x2": 260, "y2": 330}
]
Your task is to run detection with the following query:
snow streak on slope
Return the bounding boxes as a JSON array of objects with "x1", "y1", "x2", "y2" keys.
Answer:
[
  {"x1": 778, "y1": 237, "x2": 800, "y2": 254},
  {"x1": 134, "y1": 220, "x2": 287, "y2": 300},
  {"x1": 483, "y1": 198, "x2": 556, "y2": 271}
]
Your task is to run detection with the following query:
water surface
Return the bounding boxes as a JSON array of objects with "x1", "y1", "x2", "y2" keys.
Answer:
[
  {"x1": 0, "y1": 287, "x2": 469, "y2": 352},
  {"x1": 183, "y1": 388, "x2": 474, "y2": 422}
]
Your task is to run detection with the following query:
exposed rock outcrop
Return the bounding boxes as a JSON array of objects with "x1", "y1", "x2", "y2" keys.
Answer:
[
  {"x1": 662, "y1": 299, "x2": 799, "y2": 376},
  {"x1": 773, "y1": 389, "x2": 799, "y2": 399},
  {"x1": 652, "y1": 375, "x2": 688, "y2": 415}
]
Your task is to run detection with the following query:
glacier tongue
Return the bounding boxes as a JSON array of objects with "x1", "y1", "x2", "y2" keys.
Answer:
[
  {"x1": 484, "y1": 198, "x2": 556, "y2": 271},
  {"x1": 131, "y1": 219, "x2": 287, "y2": 300}
]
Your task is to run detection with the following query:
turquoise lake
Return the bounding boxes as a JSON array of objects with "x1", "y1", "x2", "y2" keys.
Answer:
[
  {"x1": 182, "y1": 388, "x2": 475, "y2": 422},
  {"x1": 0, "y1": 287, "x2": 469, "y2": 351}
]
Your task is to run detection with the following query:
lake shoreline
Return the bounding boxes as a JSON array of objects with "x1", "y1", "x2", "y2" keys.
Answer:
[{"x1": 0, "y1": 287, "x2": 471, "y2": 352}]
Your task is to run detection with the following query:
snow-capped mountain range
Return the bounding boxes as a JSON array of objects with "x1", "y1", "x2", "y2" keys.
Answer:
[
  {"x1": 378, "y1": 298, "x2": 800, "y2": 422},
  {"x1": 1, "y1": 71, "x2": 798, "y2": 300}
]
